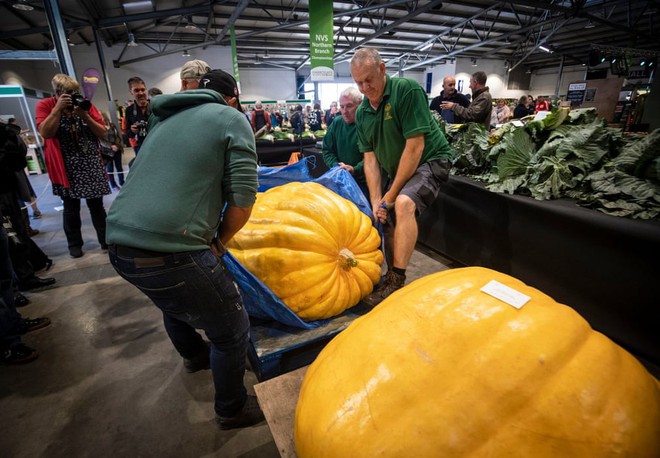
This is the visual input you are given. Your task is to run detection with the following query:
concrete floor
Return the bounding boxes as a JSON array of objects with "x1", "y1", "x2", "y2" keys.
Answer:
[{"x1": 0, "y1": 158, "x2": 455, "y2": 458}]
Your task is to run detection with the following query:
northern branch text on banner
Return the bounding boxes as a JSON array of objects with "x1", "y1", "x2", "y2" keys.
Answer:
[{"x1": 309, "y1": 0, "x2": 334, "y2": 81}]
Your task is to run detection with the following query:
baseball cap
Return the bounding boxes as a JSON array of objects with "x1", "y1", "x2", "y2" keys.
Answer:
[
  {"x1": 180, "y1": 59, "x2": 211, "y2": 80},
  {"x1": 199, "y1": 69, "x2": 242, "y2": 110}
]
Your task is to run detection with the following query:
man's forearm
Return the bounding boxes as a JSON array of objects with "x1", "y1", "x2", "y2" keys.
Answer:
[
  {"x1": 363, "y1": 152, "x2": 382, "y2": 206},
  {"x1": 218, "y1": 205, "x2": 253, "y2": 245},
  {"x1": 384, "y1": 135, "x2": 424, "y2": 201}
]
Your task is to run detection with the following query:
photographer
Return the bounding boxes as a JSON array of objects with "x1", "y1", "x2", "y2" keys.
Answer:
[
  {"x1": 123, "y1": 76, "x2": 150, "y2": 156},
  {"x1": 36, "y1": 74, "x2": 111, "y2": 259}
]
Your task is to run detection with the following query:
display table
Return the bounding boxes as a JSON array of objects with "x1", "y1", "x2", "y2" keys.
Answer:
[
  {"x1": 254, "y1": 366, "x2": 307, "y2": 458},
  {"x1": 25, "y1": 145, "x2": 43, "y2": 174},
  {"x1": 417, "y1": 175, "x2": 660, "y2": 367},
  {"x1": 248, "y1": 301, "x2": 372, "y2": 381},
  {"x1": 256, "y1": 138, "x2": 316, "y2": 166}
]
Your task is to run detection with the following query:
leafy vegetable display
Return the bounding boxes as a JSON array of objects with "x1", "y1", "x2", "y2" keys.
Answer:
[{"x1": 435, "y1": 109, "x2": 660, "y2": 219}]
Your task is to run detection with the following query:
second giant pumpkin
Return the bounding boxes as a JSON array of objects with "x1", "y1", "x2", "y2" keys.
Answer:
[
  {"x1": 295, "y1": 267, "x2": 660, "y2": 457},
  {"x1": 228, "y1": 182, "x2": 383, "y2": 320}
]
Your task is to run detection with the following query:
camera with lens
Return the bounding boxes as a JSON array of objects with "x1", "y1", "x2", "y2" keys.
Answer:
[
  {"x1": 135, "y1": 120, "x2": 148, "y2": 138},
  {"x1": 71, "y1": 92, "x2": 91, "y2": 111}
]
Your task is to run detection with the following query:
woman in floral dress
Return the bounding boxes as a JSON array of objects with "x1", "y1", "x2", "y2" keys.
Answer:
[{"x1": 36, "y1": 74, "x2": 110, "y2": 258}]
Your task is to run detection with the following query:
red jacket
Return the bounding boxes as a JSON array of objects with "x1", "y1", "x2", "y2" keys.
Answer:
[
  {"x1": 36, "y1": 96, "x2": 103, "y2": 188},
  {"x1": 535, "y1": 99, "x2": 551, "y2": 112}
]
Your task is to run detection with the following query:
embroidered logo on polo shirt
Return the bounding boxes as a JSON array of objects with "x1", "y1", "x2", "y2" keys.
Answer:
[{"x1": 384, "y1": 103, "x2": 392, "y2": 121}]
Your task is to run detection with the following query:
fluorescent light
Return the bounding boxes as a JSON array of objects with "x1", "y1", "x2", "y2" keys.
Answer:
[
  {"x1": 539, "y1": 46, "x2": 551, "y2": 53},
  {"x1": 127, "y1": 33, "x2": 138, "y2": 47},
  {"x1": 182, "y1": 50, "x2": 190, "y2": 57},
  {"x1": 420, "y1": 41, "x2": 434, "y2": 52},
  {"x1": 12, "y1": 1, "x2": 34, "y2": 11}
]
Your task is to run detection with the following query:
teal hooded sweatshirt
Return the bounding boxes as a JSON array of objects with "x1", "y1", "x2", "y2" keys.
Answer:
[{"x1": 106, "y1": 89, "x2": 258, "y2": 252}]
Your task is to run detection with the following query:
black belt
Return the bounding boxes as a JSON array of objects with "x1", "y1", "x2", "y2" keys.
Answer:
[{"x1": 110, "y1": 244, "x2": 170, "y2": 258}]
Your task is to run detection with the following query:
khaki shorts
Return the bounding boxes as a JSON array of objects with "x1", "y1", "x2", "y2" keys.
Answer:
[{"x1": 386, "y1": 159, "x2": 450, "y2": 224}]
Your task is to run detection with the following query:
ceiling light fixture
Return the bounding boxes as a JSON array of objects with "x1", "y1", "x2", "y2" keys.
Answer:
[
  {"x1": 420, "y1": 41, "x2": 434, "y2": 52},
  {"x1": 182, "y1": 49, "x2": 191, "y2": 57},
  {"x1": 263, "y1": 49, "x2": 270, "y2": 59},
  {"x1": 127, "y1": 33, "x2": 138, "y2": 47},
  {"x1": 640, "y1": 59, "x2": 646, "y2": 66},
  {"x1": 12, "y1": 1, "x2": 34, "y2": 11},
  {"x1": 539, "y1": 45, "x2": 552, "y2": 53},
  {"x1": 585, "y1": 20, "x2": 595, "y2": 29},
  {"x1": 471, "y1": 58, "x2": 478, "y2": 67},
  {"x1": 185, "y1": 16, "x2": 196, "y2": 30}
]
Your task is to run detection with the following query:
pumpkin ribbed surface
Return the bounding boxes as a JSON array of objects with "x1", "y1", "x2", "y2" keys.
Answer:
[
  {"x1": 228, "y1": 182, "x2": 383, "y2": 321},
  {"x1": 295, "y1": 267, "x2": 660, "y2": 457}
]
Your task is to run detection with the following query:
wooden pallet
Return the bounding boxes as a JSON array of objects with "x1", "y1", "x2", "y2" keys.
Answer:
[{"x1": 248, "y1": 302, "x2": 372, "y2": 382}]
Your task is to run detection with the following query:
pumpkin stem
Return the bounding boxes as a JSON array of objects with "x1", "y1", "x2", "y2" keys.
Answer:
[{"x1": 338, "y1": 248, "x2": 359, "y2": 270}]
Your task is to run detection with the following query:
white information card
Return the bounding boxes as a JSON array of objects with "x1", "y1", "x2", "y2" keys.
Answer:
[{"x1": 481, "y1": 280, "x2": 531, "y2": 309}]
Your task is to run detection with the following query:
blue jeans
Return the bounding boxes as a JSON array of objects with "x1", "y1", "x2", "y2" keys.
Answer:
[{"x1": 108, "y1": 246, "x2": 249, "y2": 417}]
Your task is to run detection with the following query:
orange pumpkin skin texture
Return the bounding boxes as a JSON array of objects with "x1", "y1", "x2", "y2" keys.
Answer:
[
  {"x1": 295, "y1": 267, "x2": 660, "y2": 457},
  {"x1": 227, "y1": 181, "x2": 383, "y2": 321}
]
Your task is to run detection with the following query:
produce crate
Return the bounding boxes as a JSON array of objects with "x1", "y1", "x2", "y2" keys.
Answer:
[{"x1": 248, "y1": 301, "x2": 372, "y2": 381}]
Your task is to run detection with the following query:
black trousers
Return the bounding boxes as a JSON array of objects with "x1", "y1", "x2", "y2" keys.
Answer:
[{"x1": 62, "y1": 196, "x2": 107, "y2": 249}]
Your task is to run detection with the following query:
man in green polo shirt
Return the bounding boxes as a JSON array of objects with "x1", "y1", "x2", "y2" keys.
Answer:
[
  {"x1": 351, "y1": 48, "x2": 452, "y2": 306},
  {"x1": 322, "y1": 86, "x2": 370, "y2": 201}
]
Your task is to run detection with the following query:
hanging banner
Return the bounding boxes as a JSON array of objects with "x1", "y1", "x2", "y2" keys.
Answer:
[
  {"x1": 309, "y1": 0, "x2": 334, "y2": 81},
  {"x1": 81, "y1": 68, "x2": 101, "y2": 100},
  {"x1": 230, "y1": 26, "x2": 241, "y2": 92}
]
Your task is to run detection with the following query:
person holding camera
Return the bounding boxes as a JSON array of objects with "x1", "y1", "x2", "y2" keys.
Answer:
[
  {"x1": 36, "y1": 74, "x2": 111, "y2": 258},
  {"x1": 123, "y1": 76, "x2": 151, "y2": 157}
]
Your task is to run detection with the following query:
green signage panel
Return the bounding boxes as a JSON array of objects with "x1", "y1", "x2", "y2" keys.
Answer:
[
  {"x1": 309, "y1": 0, "x2": 334, "y2": 81},
  {"x1": 230, "y1": 27, "x2": 240, "y2": 87}
]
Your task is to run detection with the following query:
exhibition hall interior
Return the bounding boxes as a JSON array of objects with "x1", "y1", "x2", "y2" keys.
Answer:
[{"x1": 1, "y1": 1, "x2": 659, "y2": 457}]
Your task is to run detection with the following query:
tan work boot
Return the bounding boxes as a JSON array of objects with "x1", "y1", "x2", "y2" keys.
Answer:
[{"x1": 362, "y1": 270, "x2": 406, "y2": 307}]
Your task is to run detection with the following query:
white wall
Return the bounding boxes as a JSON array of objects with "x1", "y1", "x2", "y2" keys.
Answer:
[
  {"x1": 0, "y1": 60, "x2": 62, "y2": 94},
  {"x1": 531, "y1": 66, "x2": 588, "y2": 98},
  {"x1": 238, "y1": 68, "x2": 297, "y2": 101},
  {"x1": 69, "y1": 43, "x2": 233, "y2": 108}
]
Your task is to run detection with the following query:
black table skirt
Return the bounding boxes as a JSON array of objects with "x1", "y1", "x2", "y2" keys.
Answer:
[
  {"x1": 417, "y1": 175, "x2": 660, "y2": 366},
  {"x1": 256, "y1": 138, "x2": 316, "y2": 166}
]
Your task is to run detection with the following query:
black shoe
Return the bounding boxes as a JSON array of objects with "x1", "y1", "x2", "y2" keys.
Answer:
[
  {"x1": 3, "y1": 344, "x2": 38, "y2": 364},
  {"x1": 19, "y1": 316, "x2": 51, "y2": 334},
  {"x1": 215, "y1": 396, "x2": 265, "y2": 430},
  {"x1": 69, "y1": 246, "x2": 84, "y2": 258},
  {"x1": 18, "y1": 276, "x2": 56, "y2": 292},
  {"x1": 183, "y1": 342, "x2": 211, "y2": 373},
  {"x1": 14, "y1": 293, "x2": 30, "y2": 308},
  {"x1": 362, "y1": 270, "x2": 406, "y2": 307}
]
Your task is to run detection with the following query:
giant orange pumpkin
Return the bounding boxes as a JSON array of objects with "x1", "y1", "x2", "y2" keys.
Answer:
[
  {"x1": 295, "y1": 267, "x2": 660, "y2": 457},
  {"x1": 228, "y1": 182, "x2": 383, "y2": 320}
]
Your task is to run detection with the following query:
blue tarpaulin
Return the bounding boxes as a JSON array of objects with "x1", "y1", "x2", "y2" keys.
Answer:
[{"x1": 225, "y1": 158, "x2": 375, "y2": 329}]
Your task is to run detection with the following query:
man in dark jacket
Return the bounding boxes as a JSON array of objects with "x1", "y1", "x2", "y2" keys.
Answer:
[
  {"x1": 0, "y1": 122, "x2": 55, "y2": 293},
  {"x1": 107, "y1": 69, "x2": 263, "y2": 430},
  {"x1": 441, "y1": 71, "x2": 492, "y2": 129},
  {"x1": 429, "y1": 76, "x2": 470, "y2": 123},
  {"x1": 123, "y1": 76, "x2": 150, "y2": 156}
]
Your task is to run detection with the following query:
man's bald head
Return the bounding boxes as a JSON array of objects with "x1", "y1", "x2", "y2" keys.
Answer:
[{"x1": 442, "y1": 76, "x2": 457, "y2": 96}]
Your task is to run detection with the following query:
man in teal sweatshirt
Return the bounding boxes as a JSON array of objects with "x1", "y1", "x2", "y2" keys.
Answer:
[{"x1": 106, "y1": 69, "x2": 264, "y2": 430}]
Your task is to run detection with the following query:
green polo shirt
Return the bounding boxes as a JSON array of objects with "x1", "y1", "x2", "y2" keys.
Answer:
[
  {"x1": 322, "y1": 116, "x2": 364, "y2": 181},
  {"x1": 356, "y1": 75, "x2": 451, "y2": 179}
]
